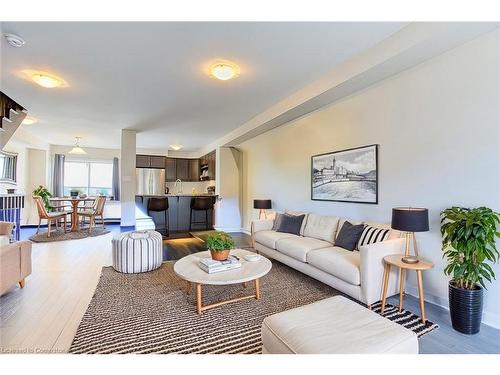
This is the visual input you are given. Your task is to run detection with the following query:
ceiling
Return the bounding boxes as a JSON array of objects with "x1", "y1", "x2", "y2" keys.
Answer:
[{"x1": 1, "y1": 22, "x2": 406, "y2": 151}]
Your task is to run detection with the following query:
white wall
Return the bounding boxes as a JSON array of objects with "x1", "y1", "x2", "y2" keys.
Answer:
[
  {"x1": 215, "y1": 147, "x2": 243, "y2": 231},
  {"x1": 25, "y1": 148, "x2": 48, "y2": 224},
  {"x1": 1, "y1": 140, "x2": 50, "y2": 225},
  {"x1": 238, "y1": 30, "x2": 500, "y2": 327}
]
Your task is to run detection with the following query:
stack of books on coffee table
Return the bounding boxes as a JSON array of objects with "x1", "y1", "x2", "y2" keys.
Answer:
[{"x1": 198, "y1": 256, "x2": 241, "y2": 274}]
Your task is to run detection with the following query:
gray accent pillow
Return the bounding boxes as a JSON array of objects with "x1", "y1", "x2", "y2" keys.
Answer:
[
  {"x1": 335, "y1": 221, "x2": 365, "y2": 251},
  {"x1": 272, "y1": 213, "x2": 284, "y2": 231},
  {"x1": 276, "y1": 214, "x2": 305, "y2": 236}
]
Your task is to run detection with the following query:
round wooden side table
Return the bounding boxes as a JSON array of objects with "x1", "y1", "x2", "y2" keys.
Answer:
[{"x1": 381, "y1": 254, "x2": 433, "y2": 323}]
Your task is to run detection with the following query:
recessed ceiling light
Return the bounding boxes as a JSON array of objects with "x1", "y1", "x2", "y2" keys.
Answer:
[
  {"x1": 170, "y1": 144, "x2": 183, "y2": 151},
  {"x1": 210, "y1": 61, "x2": 240, "y2": 81},
  {"x1": 22, "y1": 116, "x2": 37, "y2": 125},
  {"x1": 31, "y1": 73, "x2": 65, "y2": 88}
]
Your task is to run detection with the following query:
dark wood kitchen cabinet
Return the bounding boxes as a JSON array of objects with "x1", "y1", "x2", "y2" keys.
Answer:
[
  {"x1": 165, "y1": 158, "x2": 177, "y2": 181},
  {"x1": 199, "y1": 150, "x2": 216, "y2": 181},
  {"x1": 208, "y1": 154, "x2": 215, "y2": 180},
  {"x1": 136, "y1": 155, "x2": 151, "y2": 168},
  {"x1": 189, "y1": 159, "x2": 200, "y2": 181},
  {"x1": 136, "y1": 154, "x2": 165, "y2": 169},
  {"x1": 150, "y1": 155, "x2": 165, "y2": 169},
  {"x1": 175, "y1": 159, "x2": 189, "y2": 181}
]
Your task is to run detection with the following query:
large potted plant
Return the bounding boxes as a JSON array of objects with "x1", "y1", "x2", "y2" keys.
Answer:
[
  {"x1": 206, "y1": 231, "x2": 235, "y2": 261},
  {"x1": 33, "y1": 185, "x2": 53, "y2": 212},
  {"x1": 441, "y1": 206, "x2": 500, "y2": 334}
]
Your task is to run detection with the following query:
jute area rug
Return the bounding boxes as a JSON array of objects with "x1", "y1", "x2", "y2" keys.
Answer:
[
  {"x1": 69, "y1": 261, "x2": 339, "y2": 354},
  {"x1": 29, "y1": 227, "x2": 110, "y2": 243},
  {"x1": 70, "y1": 261, "x2": 437, "y2": 354}
]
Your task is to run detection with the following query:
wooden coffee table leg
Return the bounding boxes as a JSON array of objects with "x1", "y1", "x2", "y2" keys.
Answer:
[
  {"x1": 255, "y1": 278, "x2": 260, "y2": 300},
  {"x1": 242, "y1": 282, "x2": 247, "y2": 288},
  {"x1": 186, "y1": 281, "x2": 191, "y2": 295},
  {"x1": 196, "y1": 283, "x2": 202, "y2": 315},
  {"x1": 381, "y1": 263, "x2": 391, "y2": 314}
]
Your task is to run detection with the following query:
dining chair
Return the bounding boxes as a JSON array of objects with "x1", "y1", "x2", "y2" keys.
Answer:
[
  {"x1": 77, "y1": 196, "x2": 107, "y2": 233},
  {"x1": 33, "y1": 196, "x2": 68, "y2": 238}
]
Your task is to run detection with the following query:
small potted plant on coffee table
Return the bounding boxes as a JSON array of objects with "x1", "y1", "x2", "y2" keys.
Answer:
[
  {"x1": 441, "y1": 206, "x2": 500, "y2": 334},
  {"x1": 206, "y1": 231, "x2": 235, "y2": 261}
]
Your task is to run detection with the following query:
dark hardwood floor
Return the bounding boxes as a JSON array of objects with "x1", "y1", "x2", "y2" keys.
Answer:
[{"x1": 163, "y1": 231, "x2": 253, "y2": 260}]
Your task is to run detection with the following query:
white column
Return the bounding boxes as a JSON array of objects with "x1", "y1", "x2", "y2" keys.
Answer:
[
  {"x1": 214, "y1": 147, "x2": 242, "y2": 232},
  {"x1": 120, "y1": 130, "x2": 136, "y2": 227},
  {"x1": 26, "y1": 148, "x2": 48, "y2": 225}
]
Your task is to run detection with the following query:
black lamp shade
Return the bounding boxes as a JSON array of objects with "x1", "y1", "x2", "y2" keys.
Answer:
[
  {"x1": 391, "y1": 207, "x2": 429, "y2": 232},
  {"x1": 254, "y1": 199, "x2": 272, "y2": 209}
]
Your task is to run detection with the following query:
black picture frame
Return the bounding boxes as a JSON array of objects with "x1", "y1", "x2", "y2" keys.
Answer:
[{"x1": 311, "y1": 144, "x2": 378, "y2": 204}]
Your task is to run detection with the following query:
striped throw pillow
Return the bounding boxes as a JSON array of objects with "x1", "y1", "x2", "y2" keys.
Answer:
[{"x1": 357, "y1": 225, "x2": 390, "y2": 248}]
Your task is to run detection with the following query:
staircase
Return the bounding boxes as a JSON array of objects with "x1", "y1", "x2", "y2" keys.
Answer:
[{"x1": 1, "y1": 92, "x2": 27, "y2": 150}]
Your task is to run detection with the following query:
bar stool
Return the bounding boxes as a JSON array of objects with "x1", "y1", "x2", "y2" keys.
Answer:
[
  {"x1": 189, "y1": 197, "x2": 215, "y2": 231},
  {"x1": 147, "y1": 198, "x2": 169, "y2": 236}
]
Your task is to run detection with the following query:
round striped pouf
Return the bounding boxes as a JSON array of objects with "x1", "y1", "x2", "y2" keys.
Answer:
[{"x1": 112, "y1": 230, "x2": 163, "y2": 273}]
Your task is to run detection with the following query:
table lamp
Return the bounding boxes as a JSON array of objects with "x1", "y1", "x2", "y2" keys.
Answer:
[
  {"x1": 254, "y1": 199, "x2": 272, "y2": 220},
  {"x1": 391, "y1": 207, "x2": 429, "y2": 264}
]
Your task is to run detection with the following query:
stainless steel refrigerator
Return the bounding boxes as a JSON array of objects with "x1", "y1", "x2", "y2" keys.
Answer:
[{"x1": 136, "y1": 168, "x2": 165, "y2": 195}]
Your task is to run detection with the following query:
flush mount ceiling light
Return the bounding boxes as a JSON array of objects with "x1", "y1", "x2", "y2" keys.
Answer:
[
  {"x1": 21, "y1": 70, "x2": 68, "y2": 88},
  {"x1": 3, "y1": 33, "x2": 26, "y2": 48},
  {"x1": 209, "y1": 61, "x2": 240, "y2": 81},
  {"x1": 22, "y1": 116, "x2": 37, "y2": 125},
  {"x1": 31, "y1": 73, "x2": 65, "y2": 88},
  {"x1": 68, "y1": 137, "x2": 87, "y2": 155},
  {"x1": 170, "y1": 144, "x2": 183, "y2": 151}
]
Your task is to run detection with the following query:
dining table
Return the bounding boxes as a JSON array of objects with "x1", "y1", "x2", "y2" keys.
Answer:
[{"x1": 49, "y1": 197, "x2": 96, "y2": 232}]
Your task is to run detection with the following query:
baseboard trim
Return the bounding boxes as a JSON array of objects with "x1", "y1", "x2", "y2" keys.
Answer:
[{"x1": 405, "y1": 285, "x2": 500, "y2": 330}]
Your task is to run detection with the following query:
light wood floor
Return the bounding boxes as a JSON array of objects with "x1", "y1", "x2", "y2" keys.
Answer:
[{"x1": 0, "y1": 231, "x2": 113, "y2": 353}]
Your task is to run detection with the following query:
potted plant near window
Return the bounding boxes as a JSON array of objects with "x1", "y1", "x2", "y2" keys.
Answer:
[
  {"x1": 33, "y1": 185, "x2": 53, "y2": 212},
  {"x1": 205, "y1": 231, "x2": 235, "y2": 261},
  {"x1": 441, "y1": 206, "x2": 500, "y2": 334}
]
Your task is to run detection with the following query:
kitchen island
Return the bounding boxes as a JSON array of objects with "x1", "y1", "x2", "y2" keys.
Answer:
[{"x1": 136, "y1": 194, "x2": 217, "y2": 234}]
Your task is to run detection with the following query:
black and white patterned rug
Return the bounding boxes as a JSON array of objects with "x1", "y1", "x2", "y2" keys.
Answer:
[
  {"x1": 70, "y1": 261, "x2": 437, "y2": 354},
  {"x1": 371, "y1": 301, "x2": 439, "y2": 337}
]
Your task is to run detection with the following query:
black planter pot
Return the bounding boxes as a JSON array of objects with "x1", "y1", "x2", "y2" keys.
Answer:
[{"x1": 449, "y1": 282, "x2": 483, "y2": 335}]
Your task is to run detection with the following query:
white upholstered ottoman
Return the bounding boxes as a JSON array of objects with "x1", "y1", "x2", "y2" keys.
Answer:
[
  {"x1": 261, "y1": 296, "x2": 418, "y2": 354},
  {"x1": 112, "y1": 231, "x2": 163, "y2": 273}
]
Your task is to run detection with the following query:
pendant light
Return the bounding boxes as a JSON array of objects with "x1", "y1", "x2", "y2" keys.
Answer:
[{"x1": 68, "y1": 137, "x2": 87, "y2": 155}]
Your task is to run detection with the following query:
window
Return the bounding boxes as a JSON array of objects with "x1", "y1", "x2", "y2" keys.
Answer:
[{"x1": 64, "y1": 160, "x2": 113, "y2": 197}]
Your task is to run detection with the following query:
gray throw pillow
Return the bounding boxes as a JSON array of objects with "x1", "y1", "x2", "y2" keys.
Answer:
[
  {"x1": 276, "y1": 214, "x2": 305, "y2": 236},
  {"x1": 272, "y1": 213, "x2": 283, "y2": 231},
  {"x1": 335, "y1": 221, "x2": 365, "y2": 251}
]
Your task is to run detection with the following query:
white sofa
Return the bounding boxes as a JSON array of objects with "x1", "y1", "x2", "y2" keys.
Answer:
[{"x1": 251, "y1": 211, "x2": 405, "y2": 307}]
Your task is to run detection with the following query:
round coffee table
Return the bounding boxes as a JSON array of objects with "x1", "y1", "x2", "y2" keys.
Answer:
[{"x1": 174, "y1": 249, "x2": 272, "y2": 314}]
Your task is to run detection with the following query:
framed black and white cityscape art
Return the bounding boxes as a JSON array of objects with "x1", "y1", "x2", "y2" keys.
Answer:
[{"x1": 311, "y1": 144, "x2": 378, "y2": 204}]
